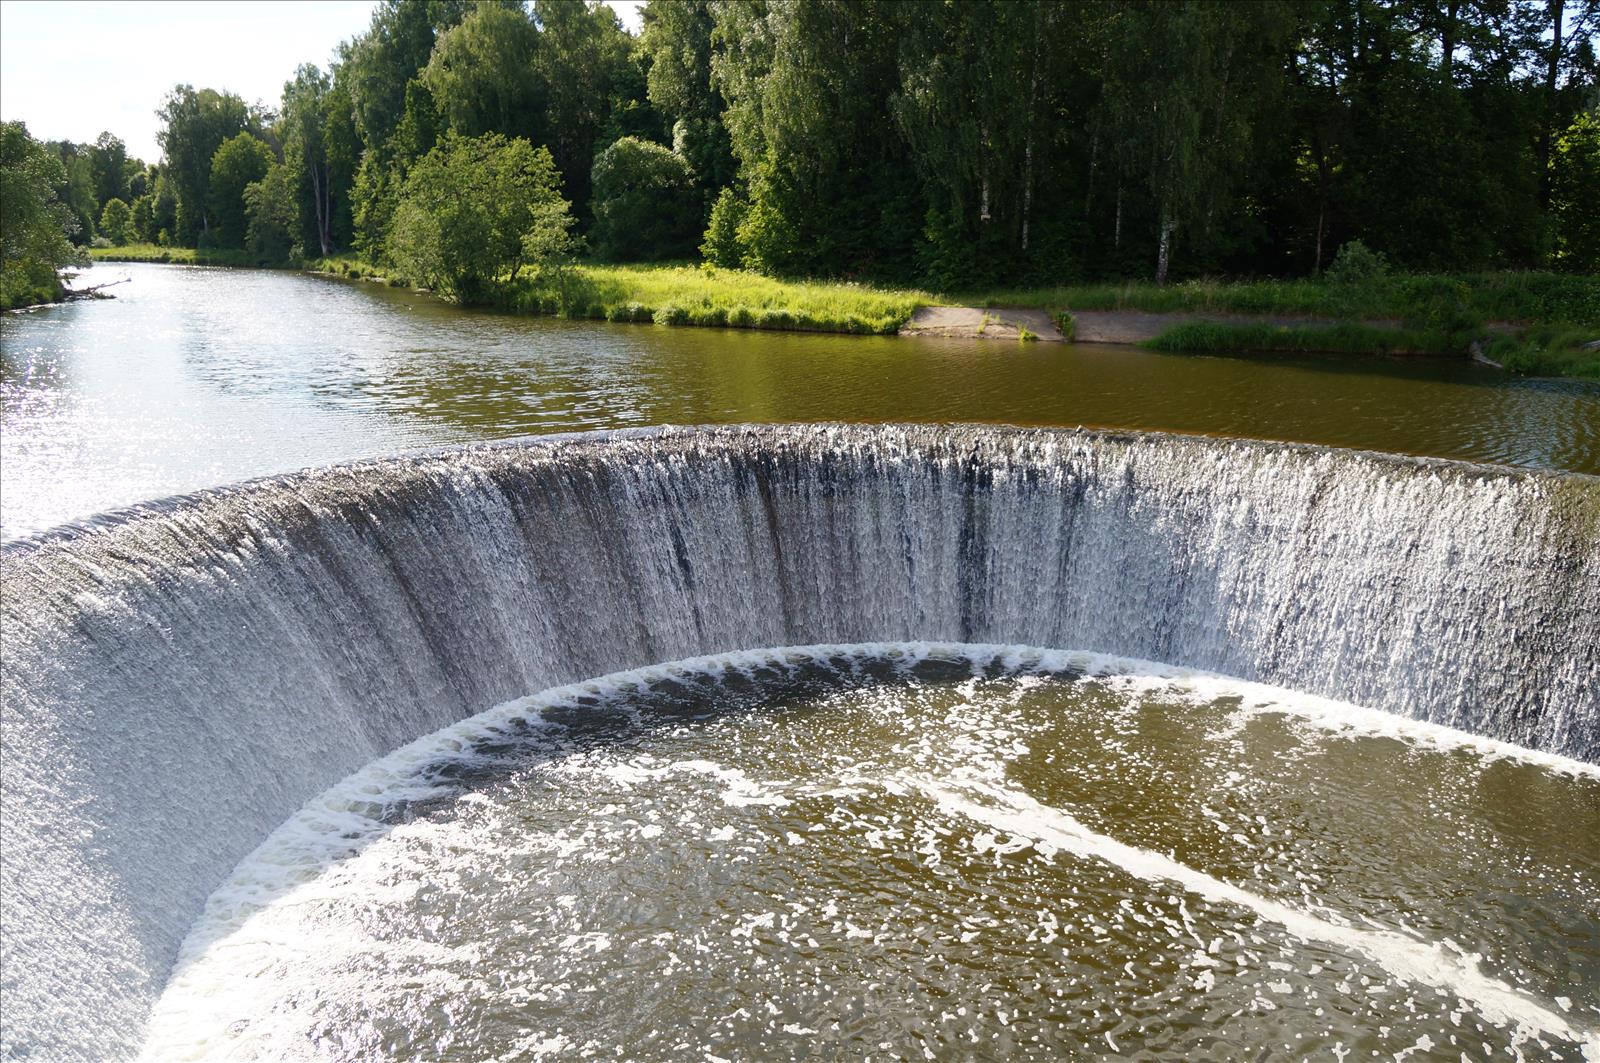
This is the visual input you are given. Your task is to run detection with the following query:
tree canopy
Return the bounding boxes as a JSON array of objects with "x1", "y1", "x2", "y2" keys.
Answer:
[
  {"x1": 77, "y1": 0, "x2": 1596, "y2": 283},
  {"x1": 386, "y1": 131, "x2": 574, "y2": 301},
  {"x1": 1, "y1": 122, "x2": 89, "y2": 308}
]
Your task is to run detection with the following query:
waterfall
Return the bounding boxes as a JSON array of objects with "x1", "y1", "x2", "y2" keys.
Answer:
[{"x1": 3, "y1": 424, "x2": 1596, "y2": 1061}]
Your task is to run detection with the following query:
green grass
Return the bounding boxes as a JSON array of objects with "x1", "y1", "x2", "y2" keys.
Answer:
[
  {"x1": 1146, "y1": 321, "x2": 1454, "y2": 356},
  {"x1": 1482, "y1": 328, "x2": 1600, "y2": 379},
  {"x1": 1147, "y1": 320, "x2": 1600, "y2": 379},
  {"x1": 953, "y1": 272, "x2": 1600, "y2": 329},
  {"x1": 503, "y1": 263, "x2": 932, "y2": 335},
  {"x1": 90, "y1": 244, "x2": 292, "y2": 268}
]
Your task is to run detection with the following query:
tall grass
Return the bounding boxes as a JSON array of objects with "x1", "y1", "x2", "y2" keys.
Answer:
[
  {"x1": 956, "y1": 272, "x2": 1600, "y2": 329},
  {"x1": 505, "y1": 264, "x2": 932, "y2": 335},
  {"x1": 1146, "y1": 321, "x2": 1453, "y2": 356}
]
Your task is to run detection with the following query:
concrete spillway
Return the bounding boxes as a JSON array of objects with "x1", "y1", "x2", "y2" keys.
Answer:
[{"x1": 2, "y1": 424, "x2": 1596, "y2": 1060}]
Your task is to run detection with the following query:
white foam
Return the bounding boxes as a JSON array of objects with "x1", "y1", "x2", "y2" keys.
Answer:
[
  {"x1": 916, "y1": 772, "x2": 1600, "y2": 1059},
  {"x1": 139, "y1": 641, "x2": 1599, "y2": 1059}
]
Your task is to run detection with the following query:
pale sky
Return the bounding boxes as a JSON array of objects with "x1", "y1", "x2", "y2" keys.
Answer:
[{"x1": 0, "y1": 0, "x2": 645, "y2": 164}]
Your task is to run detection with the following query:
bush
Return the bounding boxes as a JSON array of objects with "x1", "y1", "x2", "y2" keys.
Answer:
[
  {"x1": 387, "y1": 133, "x2": 573, "y2": 303},
  {"x1": 701, "y1": 187, "x2": 748, "y2": 268},
  {"x1": 654, "y1": 302, "x2": 689, "y2": 325},
  {"x1": 97, "y1": 198, "x2": 132, "y2": 245},
  {"x1": 1325, "y1": 239, "x2": 1390, "y2": 283},
  {"x1": 590, "y1": 137, "x2": 699, "y2": 261}
]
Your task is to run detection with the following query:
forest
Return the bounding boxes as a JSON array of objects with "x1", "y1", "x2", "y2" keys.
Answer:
[{"x1": 4, "y1": 0, "x2": 1599, "y2": 312}]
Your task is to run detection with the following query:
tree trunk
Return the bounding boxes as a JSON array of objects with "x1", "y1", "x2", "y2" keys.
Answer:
[
  {"x1": 1114, "y1": 184, "x2": 1123, "y2": 248},
  {"x1": 1538, "y1": 0, "x2": 1564, "y2": 211},
  {"x1": 1021, "y1": 16, "x2": 1041, "y2": 253},
  {"x1": 319, "y1": 164, "x2": 333, "y2": 256},
  {"x1": 1155, "y1": 211, "x2": 1175, "y2": 285},
  {"x1": 1314, "y1": 204, "x2": 1325, "y2": 275},
  {"x1": 1440, "y1": 0, "x2": 1458, "y2": 82}
]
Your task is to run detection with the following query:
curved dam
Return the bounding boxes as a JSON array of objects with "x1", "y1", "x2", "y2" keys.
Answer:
[{"x1": 2, "y1": 423, "x2": 1597, "y2": 1060}]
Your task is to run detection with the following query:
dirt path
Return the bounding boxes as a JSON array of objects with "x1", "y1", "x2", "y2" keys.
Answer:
[{"x1": 899, "y1": 306, "x2": 1067, "y2": 341}]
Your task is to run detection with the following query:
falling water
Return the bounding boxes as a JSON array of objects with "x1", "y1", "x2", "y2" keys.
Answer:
[{"x1": 2, "y1": 424, "x2": 1596, "y2": 1060}]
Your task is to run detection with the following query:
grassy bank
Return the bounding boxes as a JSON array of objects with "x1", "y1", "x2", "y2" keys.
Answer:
[
  {"x1": 1146, "y1": 320, "x2": 1599, "y2": 378},
  {"x1": 959, "y1": 272, "x2": 1599, "y2": 330},
  {"x1": 505, "y1": 263, "x2": 930, "y2": 335},
  {"x1": 126, "y1": 248, "x2": 1599, "y2": 376},
  {"x1": 90, "y1": 244, "x2": 292, "y2": 268},
  {"x1": 309, "y1": 258, "x2": 932, "y2": 335}
]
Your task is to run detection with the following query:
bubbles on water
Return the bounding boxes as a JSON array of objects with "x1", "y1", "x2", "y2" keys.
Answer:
[{"x1": 140, "y1": 644, "x2": 1600, "y2": 1062}]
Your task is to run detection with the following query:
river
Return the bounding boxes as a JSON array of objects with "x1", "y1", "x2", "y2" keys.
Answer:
[{"x1": 2, "y1": 261, "x2": 1596, "y2": 539}]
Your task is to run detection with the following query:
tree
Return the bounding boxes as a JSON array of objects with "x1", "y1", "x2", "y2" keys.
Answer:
[
  {"x1": 1551, "y1": 108, "x2": 1600, "y2": 271},
  {"x1": 208, "y1": 134, "x2": 276, "y2": 249},
  {"x1": 49, "y1": 141, "x2": 100, "y2": 245},
  {"x1": 422, "y1": 4, "x2": 544, "y2": 142},
  {"x1": 386, "y1": 132, "x2": 573, "y2": 301},
  {"x1": 282, "y1": 65, "x2": 337, "y2": 256},
  {"x1": 590, "y1": 136, "x2": 699, "y2": 259},
  {"x1": 89, "y1": 132, "x2": 130, "y2": 210},
  {"x1": 342, "y1": 0, "x2": 473, "y2": 149},
  {"x1": 1, "y1": 121, "x2": 88, "y2": 309},
  {"x1": 244, "y1": 163, "x2": 300, "y2": 261},
  {"x1": 130, "y1": 195, "x2": 156, "y2": 244},
  {"x1": 98, "y1": 198, "x2": 133, "y2": 245},
  {"x1": 641, "y1": 0, "x2": 734, "y2": 217},
  {"x1": 710, "y1": 0, "x2": 922, "y2": 277},
  {"x1": 156, "y1": 85, "x2": 254, "y2": 244},
  {"x1": 530, "y1": 0, "x2": 635, "y2": 213},
  {"x1": 1095, "y1": 2, "x2": 1275, "y2": 284}
]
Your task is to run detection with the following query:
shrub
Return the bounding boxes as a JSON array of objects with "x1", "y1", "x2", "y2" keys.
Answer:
[
  {"x1": 1325, "y1": 239, "x2": 1390, "y2": 283},
  {"x1": 654, "y1": 302, "x2": 689, "y2": 325},
  {"x1": 97, "y1": 198, "x2": 132, "y2": 245},
  {"x1": 387, "y1": 132, "x2": 573, "y2": 303},
  {"x1": 590, "y1": 137, "x2": 699, "y2": 261},
  {"x1": 701, "y1": 187, "x2": 748, "y2": 268},
  {"x1": 1054, "y1": 311, "x2": 1076, "y2": 341}
]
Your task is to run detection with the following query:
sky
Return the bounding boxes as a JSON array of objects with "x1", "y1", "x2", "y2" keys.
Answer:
[{"x1": 0, "y1": 0, "x2": 646, "y2": 164}]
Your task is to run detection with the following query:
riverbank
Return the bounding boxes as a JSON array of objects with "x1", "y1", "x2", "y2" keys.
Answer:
[
  {"x1": 91, "y1": 244, "x2": 291, "y2": 268},
  {"x1": 92, "y1": 249, "x2": 1600, "y2": 378}
]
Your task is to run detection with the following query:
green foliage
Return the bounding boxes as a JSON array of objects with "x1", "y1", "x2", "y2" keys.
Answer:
[
  {"x1": 97, "y1": 198, "x2": 132, "y2": 245},
  {"x1": 130, "y1": 195, "x2": 155, "y2": 243},
  {"x1": 1324, "y1": 240, "x2": 1390, "y2": 284},
  {"x1": 1551, "y1": 111, "x2": 1600, "y2": 273},
  {"x1": 590, "y1": 136, "x2": 698, "y2": 260},
  {"x1": 89, "y1": 132, "x2": 131, "y2": 210},
  {"x1": 157, "y1": 85, "x2": 256, "y2": 244},
  {"x1": 207, "y1": 134, "x2": 275, "y2": 249},
  {"x1": 960, "y1": 273, "x2": 1600, "y2": 329},
  {"x1": 244, "y1": 163, "x2": 300, "y2": 262},
  {"x1": 422, "y1": 4, "x2": 543, "y2": 142},
  {"x1": 501, "y1": 262, "x2": 929, "y2": 333},
  {"x1": 700, "y1": 186, "x2": 747, "y2": 268},
  {"x1": 1, "y1": 121, "x2": 88, "y2": 308},
  {"x1": 386, "y1": 132, "x2": 572, "y2": 302},
  {"x1": 1484, "y1": 329, "x2": 1600, "y2": 379},
  {"x1": 1146, "y1": 321, "x2": 1453, "y2": 356}
]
